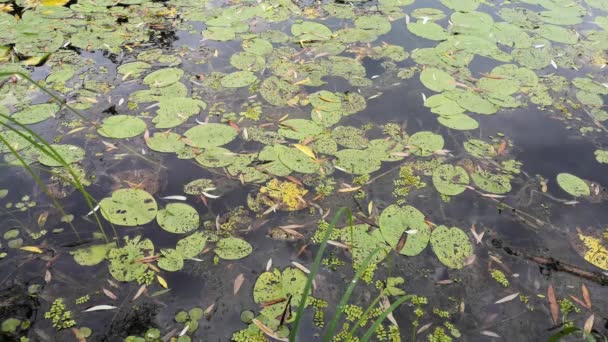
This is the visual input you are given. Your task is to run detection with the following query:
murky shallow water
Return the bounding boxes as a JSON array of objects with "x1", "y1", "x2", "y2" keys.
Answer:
[{"x1": 1, "y1": 0, "x2": 608, "y2": 341}]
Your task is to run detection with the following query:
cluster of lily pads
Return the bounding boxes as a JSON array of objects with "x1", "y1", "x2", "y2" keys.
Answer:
[{"x1": 1, "y1": 0, "x2": 608, "y2": 340}]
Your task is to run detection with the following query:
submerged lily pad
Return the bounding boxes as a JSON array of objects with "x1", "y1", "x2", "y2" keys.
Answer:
[
  {"x1": 100, "y1": 188, "x2": 158, "y2": 227},
  {"x1": 430, "y1": 225, "x2": 473, "y2": 269},
  {"x1": 195, "y1": 147, "x2": 237, "y2": 168},
  {"x1": 432, "y1": 164, "x2": 469, "y2": 195},
  {"x1": 98, "y1": 115, "x2": 147, "y2": 139},
  {"x1": 38, "y1": 144, "x2": 85, "y2": 166},
  {"x1": 379, "y1": 205, "x2": 431, "y2": 256},
  {"x1": 183, "y1": 124, "x2": 238, "y2": 148},
  {"x1": 157, "y1": 203, "x2": 199, "y2": 234},
  {"x1": 556, "y1": 173, "x2": 590, "y2": 197},
  {"x1": 471, "y1": 170, "x2": 511, "y2": 194},
  {"x1": 215, "y1": 237, "x2": 252, "y2": 260},
  {"x1": 71, "y1": 243, "x2": 116, "y2": 266}
]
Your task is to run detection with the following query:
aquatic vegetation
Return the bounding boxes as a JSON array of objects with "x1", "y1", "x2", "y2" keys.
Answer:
[{"x1": 44, "y1": 298, "x2": 75, "y2": 330}]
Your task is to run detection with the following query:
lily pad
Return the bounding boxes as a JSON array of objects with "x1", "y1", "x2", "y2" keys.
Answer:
[
  {"x1": 471, "y1": 170, "x2": 511, "y2": 194},
  {"x1": 153, "y1": 98, "x2": 206, "y2": 129},
  {"x1": 220, "y1": 71, "x2": 257, "y2": 88},
  {"x1": 176, "y1": 232, "x2": 207, "y2": 258},
  {"x1": 0, "y1": 130, "x2": 34, "y2": 153},
  {"x1": 432, "y1": 164, "x2": 469, "y2": 195},
  {"x1": 379, "y1": 205, "x2": 431, "y2": 256},
  {"x1": 11, "y1": 103, "x2": 58, "y2": 125},
  {"x1": 279, "y1": 147, "x2": 320, "y2": 174},
  {"x1": 195, "y1": 147, "x2": 237, "y2": 168},
  {"x1": 278, "y1": 119, "x2": 324, "y2": 140},
  {"x1": 437, "y1": 114, "x2": 479, "y2": 130},
  {"x1": 100, "y1": 188, "x2": 158, "y2": 227},
  {"x1": 38, "y1": 144, "x2": 85, "y2": 166},
  {"x1": 157, "y1": 203, "x2": 199, "y2": 234},
  {"x1": 420, "y1": 67, "x2": 455, "y2": 92},
  {"x1": 71, "y1": 242, "x2": 116, "y2": 266},
  {"x1": 98, "y1": 115, "x2": 147, "y2": 139},
  {"x1": 408, "y1": 131, "x2": 444, "y2": 157},
  {"x1": 215, "y1": 237, "x2": 252, "y2": 260},
  {"x1": 143, "y1": 68, "x2": 184, "y2": 88},
  {"x1": 108, "y1": 236, "x2": 154, "y2": 282},
  {"x1": 556, "y1": 173, "x2": 590, "y2": 197},
  {"x1": 157, "y1": 249, "x2": 184, "y2": 272},
  {"x1": 335, "y1": 149, "x2": 382, "y2": 175},
  {"x1": 146, "y1": 132, "x2": 186, "y2": 153},
  {"x1": 183, "y1": 123, "x2": 238, "y2": 148},
  {"x1": 407, "y1": 22, "x2": 449, "y2": 41},
  {"x1": 183, "y1": 178, "x2": 215, "y2": 195},
  {"x1": 253, "y1": 267, "x2": 307, "y2": 319},
  {"x1": 430, "y1": 225, "x2": 473, "y2": 269},
  {"x1": 291, "y1": 21, "x2": 332, "y2": 41}
]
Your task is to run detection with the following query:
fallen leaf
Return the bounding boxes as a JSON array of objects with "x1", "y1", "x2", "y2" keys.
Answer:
[
  {"x1": 470, "y1": 224, "x2": 484, "y2": 244},
  {"x1": 266, "y1": 258, "x2": 272, "y2": 271},
  {"x1": 20, "y1": 246, "x2": 43, "y2": 254},
  {"x1": 381, "y1": 297, "x2": 398, "y2": 327},
  {"x1": 338, "y1": 186, "x2": 361, "y2": 193},
  {"x1": 417, "y1": 323, "x2": 432, "y2": 334},
  {"x1": 204, "y1": 303, "x2": 215, "y2": 315},
  {"x1": 132, "y1": 285, "x2": 146, "y2": 301},
  {"x1": 569, "y1": 295, "x2": 587, "y2": 309},
  {"x1": 157, "y1": 275, "x2": 168, "y2": 289},
  {"x1": 497, "y1": 140, "x2": 507, "y2": 156},
  {"x1": 44, "y1": 270, "x2": 52, "y2": 283},
  {"x1": 37, "y1": 211, "x2": 49, "y2": 227},
  {"x1": 234, "y1": 273, "x2": 245, "y2": 295},
  {"x1": 582, "y1": 284, "x2": 591, "y2": 309},
  {"x1": 252, "y1": 319, "x2": 288, "y2": 341},
  {"x1": 583, "y1": 314, "x2": 594, "y2": 336},
  {"x1": 293, "y1": 143, "x2": 316, "y2": 159},
  {"x1": 480, "y1": 331, "x2": 500, "y2": 338},
  {"x1": 548, "y1": 285, "x2": 559, "y2": 325},
  {"x1": 103, "y1": 288, "x2": 117, "y2": 300},
  {"x1": 495, "y1": 292, "x2": 520, "y2": 304},
  {"x1": 160, "y1": 195, "x2": 187, "y2": 201},
  {"x1": 179, "y1": 324, "x2": 189, "y2": 337},
  {"x1": 83, "y1": 305, "x2": 118, "y2": 312},
  {"x1": 435, "y1": 279, "x2": 453, "y2": 285},
  {"x1": 291, "y1": 261, "x2": 310, "y2": 274}
]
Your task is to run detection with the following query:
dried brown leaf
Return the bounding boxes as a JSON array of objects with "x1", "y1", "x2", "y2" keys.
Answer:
[
  {"x1": 132, "y1": 285, "x2": 146, "y2": 301},
  {"x1": 582, "y1": 284, "x2": 592, "y2": 309},
  {"x1": 103, "y1": 288, "x2": 117, "y2": 300},
  {"x1": 548, "y1": 284, "x2": 559, "y2": 325},
  {"x1": 233, "y1": 273, "x2": 245, "y2": 295}
]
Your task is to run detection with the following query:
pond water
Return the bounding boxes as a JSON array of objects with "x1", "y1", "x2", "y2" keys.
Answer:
[{"x1": 1, "y1": 0, "x2": 608, "y2": 341}]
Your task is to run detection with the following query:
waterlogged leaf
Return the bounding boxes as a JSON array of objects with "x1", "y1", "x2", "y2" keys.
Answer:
[
  {"x1": 183, "y1": 178, "x2": 215, "y2": 195},
  {"x1": 430, "y1": 225, "x2": 473, "y2": 269},
  {"x1": 38, "y1": 144, "x2": 85, "y2": 166},
  {"x1": 153, "y1": 98, "x2": 206, "y2": 129},
  {"x1": 176, "y1": 232, "x2": 206, "y2": 258},
  {"x1": 408, "y1": 131, "x2": 444, "y2": 157},
  {"x1": 215, "y1": 237, "x2": 252, "y2": 260},
  {"x1": 471, "y1": 170, "x2": 511, "y2": 194},
  {"x1": 335, "y1": 149, "x2": 382, "y2": 175},
  {"x1": 143, "y1": 68, "x2": 184, "y2": 88},
  {"x1": 108, "y1": 236, "x2": 154, "y2": 282},
  {"x1": 98, "y1": 115, "x2": 147, "y2": 139},
  {"x1": 419, "y1": 67, "x2": 455, "y2": 92},
  {"x1": 117, "y1": 62, "x2": 151, "y2": 79},
  {"x1": 71, "y1": 243, "x2": 116, "y2": 266},
  {"x1": 157, "y1": 249, "x2": 184, "y2": 272},
  {"x1": 100, "y1": 189, "x2": 158, "y2": 227},
  {"x1": 11, "y1": 103, "x2": 58, "y2": 125},
  {"x1": 464, "y1": 139, "x2": 495, "y2": 158},
  {"x1": 437, "y1": 114, "x2": 479, "y2": 130},
  {"x1": 19, "y1": 246, "x2": 43, "y2": 253},
  {"x1": 195, "y1": 147, "x2": 237, "y2": 168},
  {"x1": 407, "y1": 22, "x2": 448, "y2": 41},
  {"x1": 157, "y1": 203, "x2": 199, "y2": 234},
  {"x1": 220, "y1": 71, "x2": 257, "y2": 88},
  {"x1": 253, "y1": 267, "x2": 307, "y2": 319},
  {"x1": 0, "y1": 130, "x2": 34, "y2": 153},
  {"x1": 577, "y1": 232, "x2": 608, "y2": 271},
  {"x1": 433, "y1": 164, "x2": 469, "y2": 195},
  {"x1": 291, "y1": 21, "x2": 332, "y2": 41},
  {"x1": 260, "y1": 76, "x2": 299, "y2": 106},
  {"x1": 146, "y1": 132, "x2": 186, "y2": 153},
  {"x1": 183, "y1": 123, "x2": 237, "y2": 148},
  {"x1": 556, "y1": 173, "x2": 590, "y2": 197},
  {"x1": 595, "y1": 150, "x2": 608, "y2": 164},
  {"x1": 379, "y1": 205, "x2": 431, "y2": 256}
]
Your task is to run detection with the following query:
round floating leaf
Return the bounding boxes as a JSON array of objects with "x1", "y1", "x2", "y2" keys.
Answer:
[
  {"x1": 215, "y1": 237, "x2": 252, "y2": 260},
  {"x1": 11, "y1": 103, "x2": 58, "y2": 125},
  {"x1": 437, "y1": 114, "x2": 479, "y2": 130},
  {"x1": 230, "y1": 52, "x2": 265, "y2": 71},
  {"x1": 408, "y1": 131, "x2": 444, "y2": 157},
  {"x1": 537, "y1": 24, "x2": 578, "y2": 44},
  {"x1": 176, "y1": 232, "x2": 207, "y2": 258},
  {"x1": 183, "y1": 123, "x2": 237, "y2": 148},
  {"x1": 183, "y1": 178, "x2": 215, "y2": 195},
  {"x1": 108, "y1": 236, "x2": 154, "y2": 282},
  {"x1": 98, "y1": 115, "x2": 146, "y2": 139},
  {"x1": 556, "y1": 173, "x2": 590, "y2": 197},
  {"x1": 195, "y1": 147, "x2": 237, "y2": 168},
  {"x1": 0, "y1": 130, "x2": 34, "y2": 153},
  {"x1": 157, "y1": 249, "x2": 184, "y2": 272},
  {"x1": 291, "y1": 21, "x2": 332, "y2": 41},
  {"x1": 279, "y1": 147, "x2": 320, "y2": 174},
  {"x1": 379, "y1": 205, "x2": 431, "y2": 256},
  {"x1": 220, "y1": 71, "x2": 257, "y2": 88},
  {"x1": 440, "y1": 0, "x2": 479, "y2": 12},
  {"x1": 153, "y1": 98, "x2": 206, "y2": 129},
  {"x1": 595, "y1": 150, "x2": 608, "y2": 164},
  {"x1": 420, "y1": 67, "x2": 455, "y2": 92},
  {"x1": 117, "y1": 61, "x2": 151, "y2": 79},
  {"x1": 157, "y1": 203, "x2": 199, "y2": 234},
  {"x1": 430, "y1": 225, "x2": 473, "y2": 269},
  {"x1": 253, "y1": 267, "x2": 307, "y2": 319},
  {"x1": 448, "y1": 90, "x2": 498, "y2": 115},
  {"x1": 146, "y1": 132, "x2": 186, "y2": 153},
  {"x1": 464, "y1": 139, "x2": 495, "y2": 158},
  {"x1": 331, "y1": 126, "x2": 368, "y2": 149},
  {"x1": 407, "y1": 22, "x2": 448, "y2": 41},
  {"x1": 471, "y1": 170, "x2": 511, "y2": 194},
  {"x1": 70, "y1": 243, "x2": 116, "y2": 266},
  {"x1": 335, "y1": 149, "x2": 382, "y2": 174},
  {"x1": 278, "y1": 119, "x2": 324, "y2": 140},
  {"x1": 143, "y1": 68, "x2": 184, "y2": 88},
  {"x1": 432, "y1": 164, "x2": 469, "y2": 195},
  {"x1": 242, "y1": 38, "x2": 273, "y2": 56},
  {"x1": 100, "y1": 189, "x2": 158, "y2": 227},
  {"x1": 38, "y1": 144, "x2": 85, "y2": 166},
  {"x1": 260, "y1": 76, "x2": 299, "y2": 106}
]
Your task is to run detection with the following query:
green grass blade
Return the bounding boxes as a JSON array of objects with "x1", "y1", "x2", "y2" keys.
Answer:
[
  {"x1": 360, "y1": 295, "x2": 413, "y2": 342},
  {"x1": 323, "y1": 247, "x2": 385, "y2": 341},
  {"x1": 289, "y1": 207, "x2": 346, "y2": 342}
]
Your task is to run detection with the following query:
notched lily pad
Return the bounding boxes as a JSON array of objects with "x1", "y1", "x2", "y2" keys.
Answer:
[
  {"x1": 100, "y1": 188, "x2": 158, "y2": 227},
  {"x1": 183, "y1": 123, "x2": 238, "y2": 148},
  {"x1": 215, "y1": 237, "x2": 252, "y2": 260},
  {"x1": 98, "y1": 115, "x2": 147, "y2": 139},
  {"x1": 379, "y1": 205, "x2": 431, "y2": 256},
  {"x1": 430, "y1": 225, "x2": 473, "y2": 269},
  {"x1": 556, "y1": 173, "x2": 590, "y2": 197},
  {"x1": 157, "y1": 203, "x2": 199, "y2": 234},
  {"x1": 432, "y1": 164, "x2": 469, "y2": 196}
]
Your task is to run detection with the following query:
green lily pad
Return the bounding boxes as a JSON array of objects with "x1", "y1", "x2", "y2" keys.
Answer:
[
  {"x1": 379, "y1": 205, "x2": 431, "y2": 256},
  {"x1": 537, "y1": 24, "x2": 578, "y2": 45},
  {"x1": 420, "y1": 67, "x2": 455, "y2": 92},
  {"x1": 408, "y1": 131, "x2": 444, "y2": 157},
  {"x1": 331, "y1": 126, "x2": 368, "y2": 149},
  {"x1": 279, "y1": 147, "x2": 320, "y2": 174},
  {"x1": 556, "y1": 173, "x2": 590, "y2": 197},
  {"x1": 440, "y1": 0, "x2": 479, "y2": 12},
  {"x1": 230, "y1": 52, "x2": 265, "y2": 72},
  {"x1": 220, "y1": 71, "x2": 257, "y2": 88},
  {"x1": 335, "y1": 149, "x2": 382, "y2": 175},
  {"x1": 158, "y1": 249, "x2": 184, "y2": 272},
  {"x1": 146, "y1": 132, "x2": 186, "y2": 153},
  {"x1": 278, "y1": 119, "x2": 324, "y2": 140},
  {"x1": 448, "y1": 90, "x2": 498, "y2": 115},
  {"x1": 183, "y1": 123, "x2": 238, "y2": 148},
  {"x1": 464, "y1": 139, "x2": 495, "y2": 158},
  {"x1": 117, "y1": 62, "x2": 151, "y2": 79},
  {"x1": 242, "y1": 38, "x2": 273, "y2": 56},
  {"x1": 430, "y1": 225, "x2": 473, "y2": 269},
  {"x1": 432, "y1": 164, "x2": 469, "y2": 195},
  {"x1": 98, "y1": 115, "x2": 147, "y2": 139},
  {"x1": 38, "y1": 144, "x2": 85, "y2": 166},
  {"x1": 1, "y1": 318, "x2": 21, "y2": 333},
  {"x1": 291, "y1": 21, "x2": 332, "y2": 41},
  {"x1": 176, "y1": 232, "x2": 207, "y2": 258},
  {"x1": 108, "y1": 236, "x2": 154, "y2": 282},
  {"x1": 195, "y1": 147, "x2": 237, "y2": 168},
  {"x1": 143, "y1": 68, "x2": 184, "y2": 88},
  {"x1": 407, "y1": 22, "x2": 448, "y2": 41},
  {"x1": 215, "y1": 237, "x2": 252, "y2": 260},
  {"x1": 0, "y1": 130, "x2": 34, "y2": 153},
  {"x1": 437, "y1": 114, "x2": 479, "y2": 130},
  {"x1": 11, "y1": 103, "x2": 58, "y2": 125},
  {"x1": 260, "y1": 76, "x2": 299, "y2": 106},
  {"x1": 130, "y1": 82, "x2": 188, "y2": 103},
  {"x1": 595, "y1": 150, "x2": 608, "y2": 164},
  {"x1": 157, "y1": 203, "x2": 199, "y2": 234},
  {"x1": 153, "y1": 98, "x2": 206, "y2": 129},
  {"x1": 70, "y1": 242, "x2": 116, "y2": 266},
  {"x1": 100, "y1": 188, "x2": 158, "y2": 227},
  {"x1": 471, "y1": 170, "x2": 511, "y2": 194},
  {"x1": 183, "y1": 178, "x2": 215, "y2": 195},
  {"x1": 253, "y1": 267, "x2": 307, "y2": 319}
]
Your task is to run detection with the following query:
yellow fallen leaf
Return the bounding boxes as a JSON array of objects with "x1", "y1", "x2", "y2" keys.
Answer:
[
  {"x1": 293, "y1": 143, "x2": 316, "y2": 159},
  {"x1": 42, "y1": 0, "x2": 70, "y2": 6},
  {"x1": 157, "y1": 275, "x2": 168, "y2": 289},
  {"x1": 578, "y1": 232, "x2": 608, "y2": 271},
  {"x1": 20, "y1": 246, "x2": 43, "y2": 253}
]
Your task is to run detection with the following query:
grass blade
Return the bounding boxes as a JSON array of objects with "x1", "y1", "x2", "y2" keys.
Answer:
[{"x1": 360, "y1": 295, "x2": 413, "y2": 342}]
